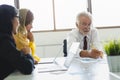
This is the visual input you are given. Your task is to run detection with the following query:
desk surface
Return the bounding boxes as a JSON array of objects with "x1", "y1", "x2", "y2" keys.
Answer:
[{"x1": 4, "y1": 56, "x2": 119, "y2": 80}]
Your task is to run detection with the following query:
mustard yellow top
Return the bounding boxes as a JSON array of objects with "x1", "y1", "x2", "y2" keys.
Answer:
[{"x1": 14, "y1": 33, "x2": 40, "y2": 62}]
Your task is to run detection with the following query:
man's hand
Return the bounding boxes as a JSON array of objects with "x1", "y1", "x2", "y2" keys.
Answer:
[
  {"x1": 80, "y1": 49, "x2": 103, "y2": 59},
  {"x1": 89, "y1": 49, "x2": 103, "y2": 59}
]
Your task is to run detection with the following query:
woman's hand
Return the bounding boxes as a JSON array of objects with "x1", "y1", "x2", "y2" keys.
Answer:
[
  {"x1": 21, "y1": 47, "x2": 30, "y2": 55},
  {"x1": 27, "y1": 32, "x2": 34, "y2": 42}
]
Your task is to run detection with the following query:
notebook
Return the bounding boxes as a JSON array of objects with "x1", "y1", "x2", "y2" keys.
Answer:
[
  {"x1": 37, "y1": 42, "x2": 80, "y2": 73},
  {"x1": 37, "y1": 58, "x2": 67, "y2": 73}
]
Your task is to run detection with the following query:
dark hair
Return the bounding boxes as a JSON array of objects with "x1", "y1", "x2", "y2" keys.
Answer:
[
  {"x1": 0, "y1": 4, "x2": 18, "y2": 34},
  {"x1": 25, "y1": 10, "x2": 34, "y2": 26}
]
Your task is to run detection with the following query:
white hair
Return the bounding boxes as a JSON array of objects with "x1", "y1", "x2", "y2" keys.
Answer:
[{"x1": 76, "y1": 11, "x2": 92, "y2": 23}]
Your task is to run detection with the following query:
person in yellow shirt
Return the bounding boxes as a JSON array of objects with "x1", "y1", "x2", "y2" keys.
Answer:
[{"x1": 14, "y1": 9, "x2": 40, "y2": 64}]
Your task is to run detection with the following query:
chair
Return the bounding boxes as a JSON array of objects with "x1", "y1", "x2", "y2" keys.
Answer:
[{"x1": 63, "y1": 39, "x2": 67, "y2": 57}]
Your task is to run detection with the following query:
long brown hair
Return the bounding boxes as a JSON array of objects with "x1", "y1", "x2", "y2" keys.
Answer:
[{"x1": 25, "y1": 10, "x2": 34, "y2": 26}]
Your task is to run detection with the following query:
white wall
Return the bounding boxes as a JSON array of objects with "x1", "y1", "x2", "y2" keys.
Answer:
[
  {"x1": 98, "y1": 28, "x2": 120, "y2": 42},
  {"x1": 33, "y1": 31, "x2": 68, "y2": 58},
  {"x1": 33, "y1": 28, "x2": 120, "y2": 58}
]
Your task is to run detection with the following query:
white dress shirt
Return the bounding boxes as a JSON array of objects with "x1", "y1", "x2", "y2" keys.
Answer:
[{"x1": 66, "y1": 27, "x2": 103, "y2": 57}]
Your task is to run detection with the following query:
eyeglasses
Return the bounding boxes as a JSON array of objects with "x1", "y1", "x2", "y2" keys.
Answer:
[
  {"x1": 80, "y1": 22, "x2": 91, "y2": 27},
  {"x1": 15, "y1": 13, "x2": 19, "y2": 18},
  {"x1": 15, "y1": 15, "x2": 19, "y2": 18}
]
